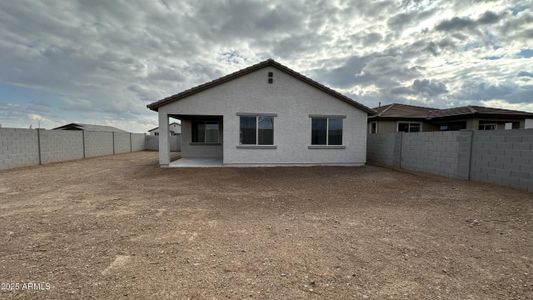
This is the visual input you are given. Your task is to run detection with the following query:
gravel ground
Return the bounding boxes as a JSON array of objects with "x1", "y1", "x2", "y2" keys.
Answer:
[{"x1": 0, "y1": 151, "x2": 532, "y2": 299}]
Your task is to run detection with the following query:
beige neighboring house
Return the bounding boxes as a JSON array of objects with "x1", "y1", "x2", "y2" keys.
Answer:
[
  {"x1": 148, "y1": 122, "x2": 181, "y2": 136},
  {"x1": 368, "y1": 103, "x2": 533, "y2": 134},
  {"x1": 147, "y1": 59, "x2": 375, "y2": 167}
]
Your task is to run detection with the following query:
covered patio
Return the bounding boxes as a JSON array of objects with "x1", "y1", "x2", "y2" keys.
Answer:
[{"x1": 158, "y1": 113, "x2": 223, "y2": 167}]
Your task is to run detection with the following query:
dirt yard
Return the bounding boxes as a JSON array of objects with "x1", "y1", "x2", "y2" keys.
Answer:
[{"x1": 0, "y1": 151, "x2": 531, "y2": 299}]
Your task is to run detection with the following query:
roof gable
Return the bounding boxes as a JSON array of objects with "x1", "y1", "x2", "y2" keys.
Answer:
[{"x1": 147, "y1": 59, "x2": 375, "y2": 115}]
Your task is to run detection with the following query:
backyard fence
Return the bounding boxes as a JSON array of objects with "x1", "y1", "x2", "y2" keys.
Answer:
[
  {"x1": 145, "y1": 134, "x2": 181, "y2": 152},
  {"x1": 0, "y1": 128, "x2": 146, "y2": 170},
  {"x1": 367, "y1": 129, "x2": 533, "y2": 192}
]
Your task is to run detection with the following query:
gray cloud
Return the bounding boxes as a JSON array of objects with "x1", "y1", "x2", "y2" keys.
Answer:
[
  {"x1": 391, "y1": 79, "x2": 448, "y2": 97},
  {"x1": 518, "y1": 71, "x2": 533, "y2": 77},
  {"x1": 455, "y1": 82, "x2": 533, "y2": 103},
  {"x1": 435, "y1": 11, "x2": 504, "y2": 32},
  {"x1": 0, "y1": 0, "x2": 531, "y2": 130},
  {"x1": 387, "y1": 8, "x2": 436, "y2": 31}
]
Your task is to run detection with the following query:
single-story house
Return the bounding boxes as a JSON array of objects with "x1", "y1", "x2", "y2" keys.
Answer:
[
  {"x1": 53, "y1": 123, "x2": 127, "y2": 132},
  {"x1": 147, "y1": 59, "x2": 375, "y2": 167},
  {"x1": 148, "y1": 122, "x2": 181, "y2": 136},
  {"x1": 368, "y1": 103, "x2": 533, "y2": 134}
]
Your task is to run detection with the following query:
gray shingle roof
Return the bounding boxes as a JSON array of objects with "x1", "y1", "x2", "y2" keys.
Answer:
[{"x1": 371, "y1": 103, "x2": 533, "y2": 120}]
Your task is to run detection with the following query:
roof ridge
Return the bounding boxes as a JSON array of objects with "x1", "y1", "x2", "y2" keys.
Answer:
[
  {"x1": 377, "y1": 103, "x2": 395, "y2": 117},
  {"x1": 374, "y1": 102, "x2": 436, "y2": 111},
  {"x1": 466, "y1": 106, "x2": 477, "y2": 113}
]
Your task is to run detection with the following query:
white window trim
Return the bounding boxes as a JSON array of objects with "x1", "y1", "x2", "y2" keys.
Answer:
[
  {"x1": 237, "y1": 113, "x2": 276, "y2": 148},
  {"x1": 396, "y1": 121, "x2": 422, "y2": 133}
]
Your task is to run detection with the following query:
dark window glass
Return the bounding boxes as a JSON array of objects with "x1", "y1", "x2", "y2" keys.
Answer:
[
  {"x1": 192, "y1": 121, "x2": 205, "y2": 142},
  {"x1": 240, "y1": 117, "x2": 256, "y2": 144},
  {"x1": 409, "y1": 123, "x2": 420, "y2": 132},
  {"x1": 370, "y1": 122, "x2": 377, "y2": 134},
  {"x1": 398, "y1": 123, "x2": 409, "y2": 132},
  {"x1": 205, "y1": 122, "x2": 219, "y2": 143},
  {"x1": 258, "y1": 116, "x2": 274, "y2": 145},
  {"x1": 328, "y1": 118, "x2": 343, "y2": 145},
  {"x1": 479, "y1": 124, "x2": 496, "y2": 130},
  {"x1": 311, "y1": 118, "x2": 327, "y2": 145},
  {"x1": 192, "y1": 121, "x2": 219, "y2": 143},
  {"x1": 439, "y1": 122, "x2": 466, "y2": 131}
]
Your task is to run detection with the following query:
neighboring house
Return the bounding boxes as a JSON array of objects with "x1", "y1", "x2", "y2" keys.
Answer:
[
  {"x1": 148, "y1": 122, "x2": 181, "y2": 136},
  {"x1": 147, "y1": 59, "x2": 375, "y2": 167},
  {"x1": 53, "y1": 123, "x2": 127, "y2": 132},
  {"x1": 368, "y1": 103, "x2": 533, "y2": 134}
]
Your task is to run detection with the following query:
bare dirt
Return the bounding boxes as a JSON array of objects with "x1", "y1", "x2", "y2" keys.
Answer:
[{"x1": 0, "y1": 151, "x2": 532, "y2": 299}]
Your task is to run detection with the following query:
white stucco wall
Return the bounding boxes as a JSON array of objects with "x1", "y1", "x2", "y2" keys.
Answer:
[{"x1": 158, "y1": 66, "x2": 368, "y2": 166}]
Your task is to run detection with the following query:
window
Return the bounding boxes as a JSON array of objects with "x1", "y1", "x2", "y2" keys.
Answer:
[
  {"x1": 504, "y1": 122, "x2": 519, "y2": 130},
  {"x1": 311, "y1": 117, "x2": 343, "y2": 145},
  {"x1": 369, "y1": 121, "x2": 377, "y2": 134},
  {"x1": 239, "y1": 115, "x2": 274, "y2": 145},
  {"x1": 397, "y1": 122, "x2": 421, "y2": 133},
  {"x1": 478, "y1": 123, "x2": 496, "y2": 130},
  {"x1": 439, "y1": 121, "x2": 466, "y2": 131},
  {"x1": 192, "y1": 121, "x2": 220, "y2": 144}
]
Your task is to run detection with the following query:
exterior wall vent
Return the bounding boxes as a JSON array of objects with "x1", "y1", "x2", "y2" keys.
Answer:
[{"x1": 268, "y1": 72, "x2": 273, "y2": 84}]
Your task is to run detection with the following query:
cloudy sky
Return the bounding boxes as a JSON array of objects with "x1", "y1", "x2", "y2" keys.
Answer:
[{"x1": 0, "y1": 0, "x2": 531, "y2": 132}]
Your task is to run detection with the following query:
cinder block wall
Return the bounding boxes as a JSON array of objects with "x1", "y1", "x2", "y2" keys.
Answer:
[
  {"x1": 367, "y1": 129, "x2": 533, "y2": 192},
  {"x1": 0, "y1": 128, "x2": 150, "y2": 171},
  {"x1": 401, "y1": 131, "x2": 465, "y2": 178},
  {"x1": 144, "y1": 135, "x2": 180, "y2": 151},
  {"x1": 0, "y1": 128, "x2": 39, "y2": 170},
  {"x1": 40, "y1": 130, "x2": 84, "y2": 164},
  {"x1": 367, "y1": 133, "x2": 400, "y2": 167},
  {"x1": 113, "y1": 132, "x2": 131, "y2": 154},
  {"x1": 470, "y1": 129, "x2": 533, "y2": 192},
  {"x1": 84, "y1": 131, "x2": 114, "y2": 158},
  {"x1": 131, "y1": 133, "x2": 146, "y2": 151}
]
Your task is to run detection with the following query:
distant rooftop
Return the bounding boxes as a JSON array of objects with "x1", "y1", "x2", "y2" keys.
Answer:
[
  {"x1": 148, "y1": 122, "x2": 180, "y2": 132},
  {"x1": 372, "y1": 103, "x2": 533, "y2": 120},
  {"x1": 53, "y1": 123, "x2": 127, "y2": 132}
]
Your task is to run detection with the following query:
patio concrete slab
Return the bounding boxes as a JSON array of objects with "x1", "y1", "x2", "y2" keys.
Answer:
[{"x1": 169, "y1": 157, "x2": 223, "y2": 168}]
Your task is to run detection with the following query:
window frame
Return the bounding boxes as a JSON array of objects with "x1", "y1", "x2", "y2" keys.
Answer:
[
  {"x1": 308, "y1": 115, "x2": 346, "y2": 149},
  {"x1": 369, "y1": 121, "x2": 378, "y2": 134},
  {"x1": 236, "y1": 113, "x2": 277, "y2": 149},
  {"x1": 190, "y1": 120, "x2": 221, "y2": 145},
  {"x1": 478, "y1": 123, "x2": 497, "y2": 130},
  {"x1": 396, "y1": 121, "x2": 422, "y2": 133}
]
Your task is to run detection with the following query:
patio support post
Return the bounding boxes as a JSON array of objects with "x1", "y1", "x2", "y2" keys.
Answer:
[{"x1": 158, "y1": 111, "x2": 170, "y2": 166}]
